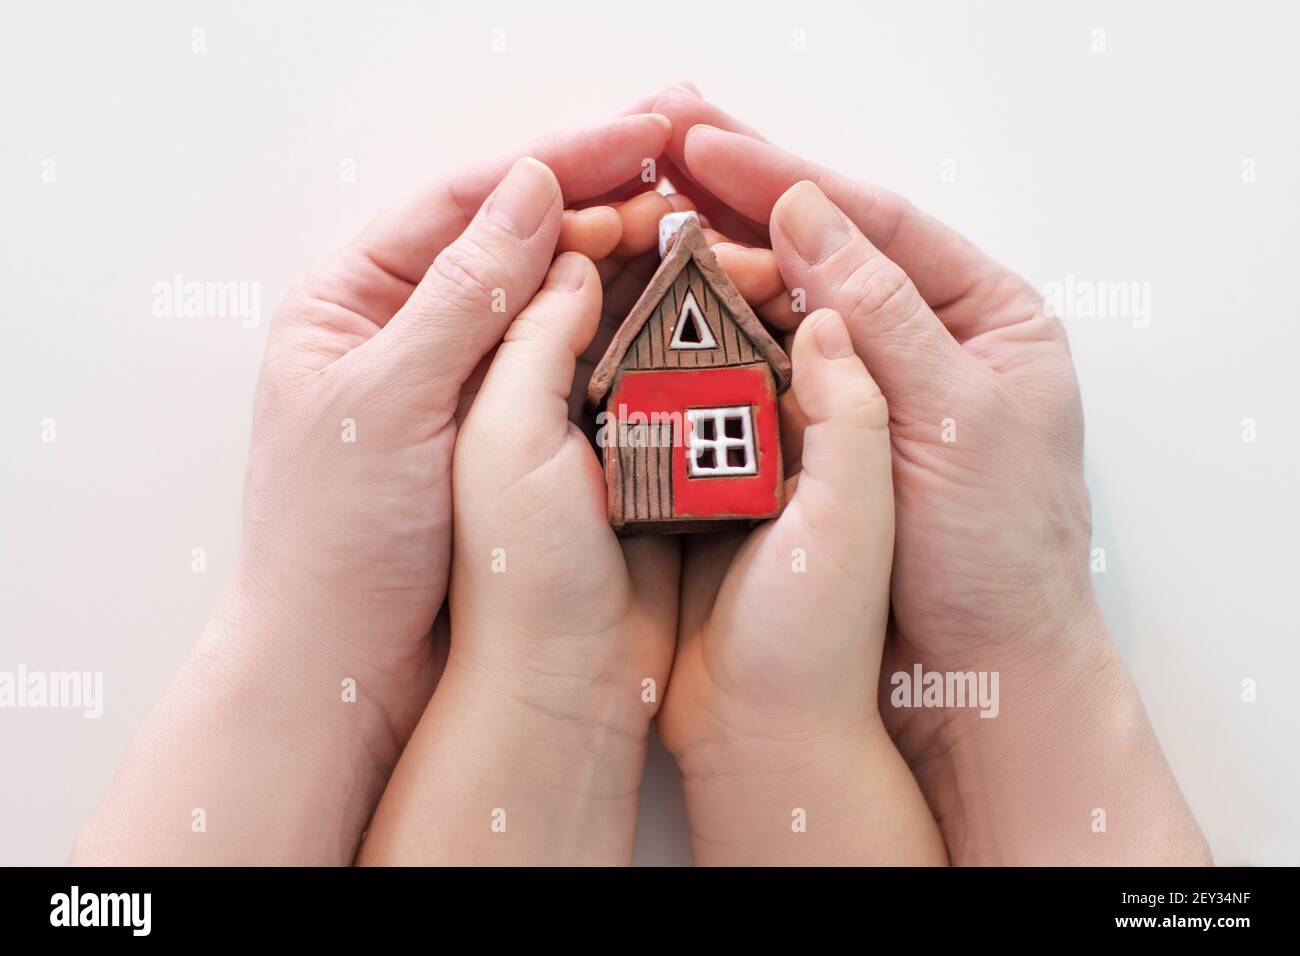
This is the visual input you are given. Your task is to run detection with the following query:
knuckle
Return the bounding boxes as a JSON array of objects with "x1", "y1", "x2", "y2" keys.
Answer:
[
  {"x1": 501, "y1": 311, "x2": 554, "y2": 349},
  {"x1": 841, "y1": 258, "x2": 921, "y2": 334},
  {"x1": 843, "y1": 380, "x2": 891, "y2": 431},
  {"x1": 426, "y1": 238, "x2": 508, "y2": 308}
]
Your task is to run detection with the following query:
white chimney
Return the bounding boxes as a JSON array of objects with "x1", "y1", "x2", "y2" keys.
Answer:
[{"x1": 658, "y1": 211, "x2": 701, "y2": 258}]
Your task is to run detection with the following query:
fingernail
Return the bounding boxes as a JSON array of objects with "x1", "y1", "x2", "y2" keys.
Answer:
[
  {"x1": 647, "y1": 112, "x2": 672, "y2": 136},
  {"x1": 546, "y1": 252, "x2": 590, "y2": 291},
  {"x1": 811, "y1": 310, "x2": 855, "y2": 359},
  {"x1": 776, "y1": 181, "x2": 850, "y2": 265},
  {"x1": 686, "y1": 123, "x2": 720, "y2": 140},
  {"x1": 672, "y1": 80, "x2": 701, "y2": 97},
  {"x1": 485, "y1": 157, "x2": 557, "y2": 238}
]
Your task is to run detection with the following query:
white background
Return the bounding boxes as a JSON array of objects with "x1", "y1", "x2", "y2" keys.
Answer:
[{"x1": 2, "y1": 0, "x2": 1297, "y2": 866}]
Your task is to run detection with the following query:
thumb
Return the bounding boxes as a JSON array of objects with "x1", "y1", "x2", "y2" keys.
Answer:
[
  {"x1": 770, "y1": 180, "x2": 980, "y2": 410},
  {"x1": 463, "y1": 252, "x2": 603, "y2": 478},
  {"x1": 780, "y1": 308, "x2": 894, "y2": 566},
  {"x1": 372, "y1": 157, "x2": 563, "y2": 411}
]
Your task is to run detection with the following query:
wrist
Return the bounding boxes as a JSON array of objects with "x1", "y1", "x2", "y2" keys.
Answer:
[
  {"x1": 894, "y1": 597, "x2": 1210, "y2": 865},
  {"x1": 921, "y1": 594, "x2": 1118, "y2": 759},
  {"x1": 670, "y1": 710, "x2": 878, "y2": 783},
  {"x1": 673, "y1": 717, "x2": 947, "y2": 865},
  {"x1": 439, "y1": 649, "x2": 656, "y2": 794},
  {"x1": 678, "y1": 719, "x2": 874, "y2": 857},
  {"x1": 219, "y1": 572, "x2": 441, "y2": 759},
  {"x1": 360, "y1": 653, "x2": 652, "y2": 865},
  {"x1": 201, "y1": 580, "x2": 430, "y2": 781},
  {"x1": 71, "y1": 585, "x2": 423, "y2": 865}
]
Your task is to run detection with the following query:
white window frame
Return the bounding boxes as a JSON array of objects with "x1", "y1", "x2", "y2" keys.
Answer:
[
  {"x1": 669, "y1": 289, "x2": 717, "y2": 349},
  {"x1": 686, "y1": 406, "x2": 757, "y2": 477}
]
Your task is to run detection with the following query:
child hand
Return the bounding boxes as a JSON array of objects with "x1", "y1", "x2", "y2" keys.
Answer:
[
  {"x1": 656, "y1": 309, "x2": 948, "y2": 865},
  {"x1": 360, "y1": 194, "x2": 801, "y2": 864},
  {"x1": 360, "y1": 252, "x2": 678, "y2": 864}
]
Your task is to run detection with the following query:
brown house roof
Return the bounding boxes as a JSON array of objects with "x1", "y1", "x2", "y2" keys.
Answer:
[{"x1": 586, "y1": 219, "x2": 792, "y2": 407}]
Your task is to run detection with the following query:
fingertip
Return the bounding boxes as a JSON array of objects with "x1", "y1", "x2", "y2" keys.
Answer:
[
  {"x1": 806, "y1": 308, "x2": 855, "y2": 360},
  {"x1": 793, "y1": 308, "x2": 862, "y2": 388},
  {"x1": 776, "y1": 182, "x2": 861, "y2": 271},
  {"x1": 607, "y1": 113, "x2": 671, "y2": 163},
  {"x1": 615, "y1": 111, "x2": 673, "y2": 145},
  {"x1": 511, "y1": 251, "x2": 603, "y2": 357},
  {"x1": 543, "y1": 250, "x2": 597, "y2": 293},
  {"x1": 793, "y1": 310, "x2": 888, "y2": 432},
  {"x1": 681, "y1": 123, "x2": 720, "y2": 165},
  {"x1": 711, "y1": 242, "x2": 786, "y2": 305},
  {"x1": 651, "y1": 86, "x2": 704, "y2": 119},
  {"x1": 613, "y1": 191, "x2": 674, "y2": 258},
  {"x1": 791, "y1": 307, "x2": 830, "y2": 369},
  {"x1": 757, "y1": 291, "x2": 801, "y2": 331},
  {"x1": 685, "y1": 122, "x2": 722, "y2": 143},
  {"x1": 558, "y1": 206, "x2": 622, "y2": 260},
  {"x1": 484, "y1": 156, "x2": 563, "y2": 239},
  {"x1": 770, "y1": 179, "x2": 822, "y2": 225},
  {"x1": 516, "y1": 154, "x2": 559, "y2": 182},
  {"x1": 665, "y1": 193, "x2": 697, "y2": 213}
]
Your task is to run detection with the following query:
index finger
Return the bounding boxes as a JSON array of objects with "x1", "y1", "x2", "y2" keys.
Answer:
[
  {"x1": 358, "y1": 113, "x2": 672, "y2": 289},
  {"x1": 651, "y1": 87, "x2": 1005, "y2": 313}
]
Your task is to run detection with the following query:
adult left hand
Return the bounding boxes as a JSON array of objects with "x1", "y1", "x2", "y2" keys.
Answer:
[{"x1": 72, "y1": 111, "x2": 672, "y2": 865}]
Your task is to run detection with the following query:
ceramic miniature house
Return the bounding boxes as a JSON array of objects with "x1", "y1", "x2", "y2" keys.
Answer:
[{"x1": 587, "y1": 213, "x2": 792, "y2": 533}]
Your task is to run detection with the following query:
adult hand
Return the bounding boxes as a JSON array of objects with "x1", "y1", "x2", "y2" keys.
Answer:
[
  {"x1": 71, "y1": 113, "x2": 672, "y2": 865},
  {"x1": 243, "y1": 114, "x2": 671, "y2": 728},
  {"x1": 651, "y1": 88, "x2": 1210, "y2": 864}
]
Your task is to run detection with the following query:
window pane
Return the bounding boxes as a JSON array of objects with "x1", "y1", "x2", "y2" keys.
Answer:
[
  {"x1": 678, "y1": 314, "x2": 702, "y2": 343},
  {"x1": 686, "y1": 406, "x2": 757, "y2": 477},
  {"x1": 670, "y1": 289, "x2": 717, "y2": 349}
]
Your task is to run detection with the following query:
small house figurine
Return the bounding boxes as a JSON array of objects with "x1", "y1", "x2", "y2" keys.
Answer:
[{"x1": 587, "y1": 212, "x2": 792, "y2": 534}]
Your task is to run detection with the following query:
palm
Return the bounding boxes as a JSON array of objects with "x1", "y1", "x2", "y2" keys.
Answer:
[
  {"x1": 248, "y1": 255, "x2": 454, "y2": 671},
  {"x1": 449, "y1": 247, "x2": 681, "y2": 694},
  {"x1": 244, "y1": 110, "x2": 678, "y2": 683},
  {"x1": 886, "y1": 289, "x2": 1090, "y2": 673},
  {"x1": 677, "y1": 523, "x2": 872, "y2": 718},
  {"x1": 662, "y1": 412, "x2": 888, "y2": 745}
]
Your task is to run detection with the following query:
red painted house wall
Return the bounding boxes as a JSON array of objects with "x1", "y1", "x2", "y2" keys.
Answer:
[{"x1": 608, "y1": 365, "x2": 781, "y2": 520}]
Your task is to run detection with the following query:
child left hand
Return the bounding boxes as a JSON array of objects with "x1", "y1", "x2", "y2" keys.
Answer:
[{"x1": 655, "y1": 307, "x2": 948, "y2": 865}]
